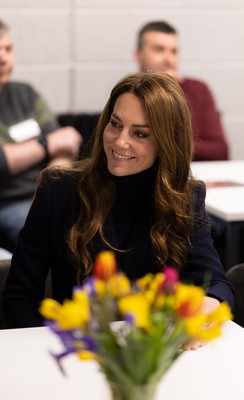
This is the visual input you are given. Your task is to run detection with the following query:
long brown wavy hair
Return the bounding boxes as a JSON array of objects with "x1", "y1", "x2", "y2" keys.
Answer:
[{"x1": 66, "y1": 72, "x2": 196, "y2": 280}]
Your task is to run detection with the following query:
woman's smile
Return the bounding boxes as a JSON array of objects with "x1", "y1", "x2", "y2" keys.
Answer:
[{"x1": 112, "y1": 149, "x2": 136, "y2": 160}]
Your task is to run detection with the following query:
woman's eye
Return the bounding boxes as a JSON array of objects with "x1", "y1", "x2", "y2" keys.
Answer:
[
  {"x1": 135, "y1": 131, "x2": 148, "y2": 138},
  {"x1": 110, "y1": 119, "x2": 120, "y2": 128}
]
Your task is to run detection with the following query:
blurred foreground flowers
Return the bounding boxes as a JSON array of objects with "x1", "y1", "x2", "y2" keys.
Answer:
[{"x1": 40, "y1": 251, "x2": 232, "y2": 400}]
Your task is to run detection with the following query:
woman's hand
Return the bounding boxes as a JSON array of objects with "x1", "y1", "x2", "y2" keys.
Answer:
[{"x1": 183, "y1": 296, "x2": 220, "y2": 351}]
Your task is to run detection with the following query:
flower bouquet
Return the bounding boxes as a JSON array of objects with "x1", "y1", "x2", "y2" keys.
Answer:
[{"x1": 40, "y1": 251, "x2": 232, "y2": 400}]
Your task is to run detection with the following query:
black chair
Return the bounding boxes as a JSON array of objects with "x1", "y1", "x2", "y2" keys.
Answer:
[
  {"x1": 226, "y1": 263, "x2": 244, "y2": 328},
  {"x1": 0, "y1": 232, "x2": 15, "y2": 253},
  {"x1": 0, "y1": 259, "x2": 52, "y2": 329},
  {"x1": 0, "y1": 258, "x2": 11, "y2": 329}
]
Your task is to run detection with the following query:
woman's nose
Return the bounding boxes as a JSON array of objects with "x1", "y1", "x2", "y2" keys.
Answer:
[{"x1": 115, "y1": 129, "x2": 130, "y2": 148}]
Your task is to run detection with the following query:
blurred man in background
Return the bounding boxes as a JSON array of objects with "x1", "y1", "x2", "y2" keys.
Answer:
[
  {"x1": 134, "y1": 20, "x2": 229, "y2": 161},
  {"x1": 0, "y1": 20, "x2": 82, "y2": 250}
]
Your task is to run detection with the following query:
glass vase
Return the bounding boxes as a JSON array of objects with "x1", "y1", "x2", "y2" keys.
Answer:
[{"x1": 108, "y1": 380, "x2": 159, "y2": 400}]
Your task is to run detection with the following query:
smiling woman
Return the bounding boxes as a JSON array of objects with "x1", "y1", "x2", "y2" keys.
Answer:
[{"x1": 2, "y1": 72, "x2": 234, "y2": 346}]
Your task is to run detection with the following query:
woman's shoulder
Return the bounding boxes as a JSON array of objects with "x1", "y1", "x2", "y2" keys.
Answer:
[
  {"x1": 33, "y1": 168, "x2": 81, "y2": 222},
  {"x1": 34, "y1": 167, "x2": 81, "y2": 210},
  {"x1": 189, "y1": 179, "x2": 206, "y2": 214},
  {"x1": 38, "y1": 167, "x2": 80, "y2": 190},
  {"x1": 190, "y1": 179, "x2": 206, "y2": 197}
]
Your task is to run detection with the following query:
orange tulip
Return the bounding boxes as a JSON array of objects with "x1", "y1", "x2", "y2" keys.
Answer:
[{"x1": 93, "y1": 251, "x2": 117, "y2": 281}]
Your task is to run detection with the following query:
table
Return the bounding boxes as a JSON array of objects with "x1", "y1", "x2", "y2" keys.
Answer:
[
  {"x1": 191, "y1": 160, "x2": 244, "y2": 269},
  {"x1": 0, "y1": 321, "x2": 244, "y2": 400}
]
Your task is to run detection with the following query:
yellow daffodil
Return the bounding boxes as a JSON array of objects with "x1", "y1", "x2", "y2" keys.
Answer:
[
  {"x1": 184, "y1": 301, "x2": 232, "y2": 341},
  {"x1": 154, "y1": 293, "x2": 166, "y2": 310},
  {"x1": 144, "y1": 288, "x2": 157, "y2": 304},
  {"x1": 94, "y1": 279, "x2": 106, "y2": 298},
  {"x1": 73, "y1": 289, "x2": 89, "y2": 306},
  {"x1": 174, "y1": 283, "x2": 204, "y2": 318},
  {"x1": 81, "y1": 277, "x2": 106, "y2": 298},
  {"x1": 197, "y1": 325, "x2": 222, "y2": 341},
  {"x1": 184, "y1": 313, "x2": 208, "y2": 337},
  {"x1": 107, "y1": 273, "x2": 131, "y2": 298},
  {"x1": 150, "y1": 273, "x2": 166, "y2": 294},
  {"x1": 138, "y1": 273, "x2": 166, "y2": 306},
  {"x1": 208, "y1": 302, "x2": 233, "y2": 325},
  {"x1": 56, "y1": 294, "x2": 90, "y2": 330},
  {"x1": 118, "y1": 293, "x2": 152, "y2": 331},
  {"x1": 136, "y1": 273, "x2": 154, "y2": 290},
  {"x1": 39, "y1": 298, "x2": 61, "y2": 321},
  {"x1": 57, "y1": 302, "x2": 84, "y2": 329}
]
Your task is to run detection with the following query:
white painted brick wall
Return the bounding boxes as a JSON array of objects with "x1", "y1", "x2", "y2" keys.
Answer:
[{"x1": 0, "y1": 0, "x2": 244, "y2": 159}]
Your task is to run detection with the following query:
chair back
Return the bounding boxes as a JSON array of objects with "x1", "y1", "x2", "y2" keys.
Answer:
[
  {"x1": 0, "y1": 258, "x2": 52, "y2": 329},
  {"x1": 0, "y1": 258, "x2": 11, "y2": 329},
  {"x1": 226, "y1": 263, "x2": 244, "y2": 328}
]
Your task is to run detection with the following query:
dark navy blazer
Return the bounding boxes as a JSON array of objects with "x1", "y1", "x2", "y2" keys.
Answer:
[{"x1": 2, "y1": 171, "x2": 234, "y2": 328}]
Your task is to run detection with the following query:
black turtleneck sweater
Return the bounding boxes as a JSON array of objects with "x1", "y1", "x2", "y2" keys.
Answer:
[{"x1": 111, "y1": 165, "x2": 158, "y2": 279}]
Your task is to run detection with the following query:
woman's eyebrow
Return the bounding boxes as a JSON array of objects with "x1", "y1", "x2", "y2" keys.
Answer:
[
  {"x1": 111, "y1": 112, "x2": 121, "y2": 121},
  {"x1": 111, "y1": 113, "x2": 150, "y2": 128}
]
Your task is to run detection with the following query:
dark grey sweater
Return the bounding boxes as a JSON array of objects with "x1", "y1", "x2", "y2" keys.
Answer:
[{"x1": 0, "y1": 81, "x2": 59, "y2": 205}]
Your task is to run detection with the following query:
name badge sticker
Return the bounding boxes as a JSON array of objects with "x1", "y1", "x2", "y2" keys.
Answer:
[{"x1": 8, "y1": 119, "x2": 41, "y2": 142}]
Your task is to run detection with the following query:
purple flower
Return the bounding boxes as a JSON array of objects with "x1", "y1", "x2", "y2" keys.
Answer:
[
  {"x1": 78, "y1": 277, "x2": 97, "y2": 297},
  {"x1": 46, "y1": 319, "x2": 98, "y2": 374}
]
